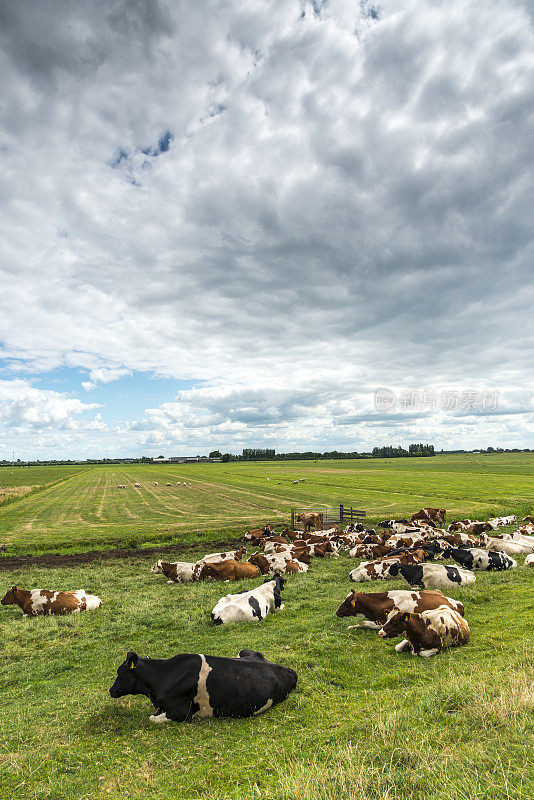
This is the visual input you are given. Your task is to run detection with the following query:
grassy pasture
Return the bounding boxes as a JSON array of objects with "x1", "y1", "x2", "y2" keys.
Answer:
[
  {"x1": 0, "y1": 547, "x2": 533, "y2": 800},
  {"x1": 0, "y1": 465, "x2": 89, "y2": 509},
  {"x1": 2, "y1": 454, "x2": 534, "y2": 556}
]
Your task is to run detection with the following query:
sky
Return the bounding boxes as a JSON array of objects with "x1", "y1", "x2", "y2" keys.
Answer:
[{"x1": 0, "y1": 0, "x2": 533, "y2": 460}]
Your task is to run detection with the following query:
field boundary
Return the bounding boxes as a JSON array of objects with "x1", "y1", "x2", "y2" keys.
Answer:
[{"x1": 0, "y1": 536, "x2": 248, "y2": 572}]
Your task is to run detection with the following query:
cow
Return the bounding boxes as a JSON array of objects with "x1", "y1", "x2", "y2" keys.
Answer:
[
  {"x1": 109, "y1": 648, "x2": 297, "y2": 722},
  {"x1": 480, "y1": 534, "x2": 534, "y2": 556},
  {"x1": 166, "y1": 483, "x2": 172, "y2": 487},
  {"x1": 521, "y1": 516, "x2": 534, "y2": 525},
  {"x1": 151, "y1": 561, "x2": 198, "y2": 583},
  {"x1": 296, "y1": 512, "x2": 323, "y2": 532},
  {"x1": 117, "y1": 484, "x2": 126, "y2": 489},
  {"x1": 410, "y1": 508, "x2": 446, "y2": 526},
  {"x1": 388, "y1": 562, "x2": 476, "y2": 589},
  {"x1": 335, "y1": 589, "x2": 465, "y2": 630},
  {"x1": 487, "y1": 515, "x2": 517, "y2": 527},
  {"x1": 211, "y1": 576, "x2": 286, "y2": 624},
  {"x1": 348, "y1": 553, "x2": 425, "y2": 583},
  {"x1": 199, "y1": 560, "x2": 260, "y2": 582},
  {"x1": 1, "y1": 586, "x2": 102, "y2": 616},
  {"x1": 447, "y1": 520, "x2": 472, "y2": 532},
  {"x1": 348, "y1": 544, "x2": 393, "y2": 559},
  {"x1": 444, "y1": 547, "x2": 517, "y2": 571},
  {"x1": 154, "y1": 482, "x2": 159, "y2": 486},
  {"x1": 248, "y1": 552, "x2": 308, "y2": 575},
  {"x1": 378, "y1": 606, "x2": 470, "y2": 657},
  {"x1": 197, "y1": 547, "x2": 247, "y2": 564},
  {"x1": 525, "y1": 554, "x2": 534, "y2": 567},
  {"x1": 134, "y1": 482, "x2": 141, "y2": 488}
]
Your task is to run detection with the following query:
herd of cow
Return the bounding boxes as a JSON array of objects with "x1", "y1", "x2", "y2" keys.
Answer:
[{"x1": 2, "y1": 507, "x2": 533, "y2": 724}]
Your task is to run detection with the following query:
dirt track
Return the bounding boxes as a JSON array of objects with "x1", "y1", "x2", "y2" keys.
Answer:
[{"x1": 0, "y1": 538, "x2": 243, "y2": 572}]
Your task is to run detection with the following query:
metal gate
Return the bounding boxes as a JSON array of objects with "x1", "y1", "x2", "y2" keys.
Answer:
[{"x1": 290, "y1": 504, "x2": 366, "y2": 531}]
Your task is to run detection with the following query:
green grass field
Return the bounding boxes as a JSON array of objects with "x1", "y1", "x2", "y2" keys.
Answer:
[
  {"x1": 2, "y1": 454, "x2": 534, "y2": 556},
  {"x1": 0, "y1": 455, "x2": 533, "y2": 799}
]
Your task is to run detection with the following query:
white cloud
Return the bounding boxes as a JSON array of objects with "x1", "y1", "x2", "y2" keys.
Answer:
[
  {"x1": 0, "y1": 0, "x2": 533, "y2": 456},
  {"x1": 0, "y1": 379, "x2": 100, "y2": 430}
]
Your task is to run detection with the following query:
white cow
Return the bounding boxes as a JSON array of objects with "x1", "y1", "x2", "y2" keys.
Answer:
[
  {"x1": 480, "y1": 534, "x2": 534, "y2": 556},
  {"x1": 525, "y1": 554, "x2": 534, "y2": 567},
  {"x1": 211, "y1": 576, "x2": 285, "y2": 624}
]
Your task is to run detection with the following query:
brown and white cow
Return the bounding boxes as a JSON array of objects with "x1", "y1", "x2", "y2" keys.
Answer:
[
  {"x1": 248, "y1": 552, "x2": 308, "y2": 575},
  {"x1": 199, "y1": 560, "x2": 261, "y2": 581},
  {"x1": 378, "y1": 606, "x2": 471, "y2": 657},
  {"x1": 296, "y1": 512, "x2": 323, "y2": 532},
  {"x1": 348, "y1": 544, "x2": 393, "y2": 559},
  {"x1": 335, "y1": 589, "x2": 465, "y2": 630},
  {"x1": 410, "y1": 508, "x2": 446, "y2": 526},
  {"x1": 197, "y1": 547, "x2": 247, "y2": 564},
  {"x1": 348, "y1": 553, "x2": 425, "y2": 582},
  {"x1": 1, "y1": 586, "x2": 102, "y2": 616},
  {"x1": 151, "y1": 560, "x2": 199, "y2": 583}
]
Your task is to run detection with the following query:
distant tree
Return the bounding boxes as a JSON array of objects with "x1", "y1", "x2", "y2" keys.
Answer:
[
  {"x1": 209, "y1": 450, "x2": 222, "y2": 458},
  {"x1": 221, "y1": 453, "x2": 231, "y2": 462}
]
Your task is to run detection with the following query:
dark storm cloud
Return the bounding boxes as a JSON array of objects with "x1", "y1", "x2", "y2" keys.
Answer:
[{"x1": 0, "y1": 0, "x2": 533, "y2": 455}]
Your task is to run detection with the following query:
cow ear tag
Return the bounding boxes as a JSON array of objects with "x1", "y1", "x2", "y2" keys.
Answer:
[
  {"x1": 403, "y1": 612, "x2": 410, "y2": 622},
  {"x1": 351, "y1": 599, "x2": 357, "y2": 607},
  {"x1": 130, "y1": 661, "x2": 135, "y2": 670}
]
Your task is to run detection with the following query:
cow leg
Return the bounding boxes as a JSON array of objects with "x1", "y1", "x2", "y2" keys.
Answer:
[
  {"x1": 395, "y1": 639, "x2": 412, "y2": 653},
  {"x1": 149, "y1": 711, "x2": 171, "y2": 724},
  {"x1": 418, "y1": 648, "x2": 439, "y2": 658},
  {"x1": 347, "y1": 619, "x2": 382, "y2": 630}
]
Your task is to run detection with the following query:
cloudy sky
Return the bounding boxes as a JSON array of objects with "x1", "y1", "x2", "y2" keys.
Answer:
[{"x1": 1, "y1": 0, "x2": 533, "y2": 460}]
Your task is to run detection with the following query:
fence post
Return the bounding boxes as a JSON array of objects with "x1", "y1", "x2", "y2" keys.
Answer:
[
  {"x1": 340, "y1": 504, "x2": 344, "y2": 524},
  {"x1": 291, "y1": 508, "x2": 295, "y2": 531}
]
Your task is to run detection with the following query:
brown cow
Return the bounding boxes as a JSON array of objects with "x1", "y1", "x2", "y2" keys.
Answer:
[
  {"x1": 296, "y1": 512, "x2": 323, "y2": 532},
  {"x1": 1, "y1": 586, "x2": 102, "y2": 616},
  {"x1": 335, "y1": 588, "x2": 465, "y2": 629},
  {"x1": 410, "y1": 508, "x2": 446, "y2": 526},
  {"x1": 199, "y1": 560, "x2": 260, "y2": 581}
]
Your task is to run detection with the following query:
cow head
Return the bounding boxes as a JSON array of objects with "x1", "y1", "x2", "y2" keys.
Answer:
[
  {"x1": 150, "y1": 560, "x2": 164, "y2": 574},
  {"x1": 248, "y1": 552, "x2": 270, "y2": 574},
  {"x1": 1, "y1": 586, "x2": 18, "y2": 605},
  {"x1": 335, "y1": 590, "x2": 362, "y2": 617},
  {"x1": 109, "y1": 651, "x2": 142, "y2": 698},
  {"x1": 378, "y1": 612, "x2": 409, "y2": 639},
  {"x1": 234, "y1": 546, "x2": 247, "y2": 561}
]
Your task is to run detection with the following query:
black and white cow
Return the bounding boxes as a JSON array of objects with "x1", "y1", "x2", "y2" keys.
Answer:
[
  {"x1": 109, "y1": 649, "x2": 297, "y2": 723},
  {"x1": 445, "y1": 547, "x2": 517, "y2": 571},
  {"x1": 211, "y1": 576, "x2": 285, "y2": 624},
  {"x1": 388, "y1": 562, "x2": 476, "y2": 589}
]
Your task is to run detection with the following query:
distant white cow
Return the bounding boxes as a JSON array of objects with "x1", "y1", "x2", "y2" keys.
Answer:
[
  {"x1": 154, "y1": 482, "x2": 159, "y2": 486},
  {"x1": 211, "y1": 576, "x2": 286, "y2": 624},
  {"x1": 134, "y1": 482, "x2": 141, "y2": 488},
  {"x1": 117, "y1": 484, "x2": 126, "y2": 489}
]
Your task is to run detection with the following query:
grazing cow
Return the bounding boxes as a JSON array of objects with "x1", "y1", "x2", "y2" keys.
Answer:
[
  {"x1": 525, "y1": 554, "x2": 534, "y2": 567},
  {"x1": 211, "y1": 576, "x2": 286, "y2": 624},
  {"x1": 348, "y1": 553, "x2": 424, "y2": 583},
  {"x1": 296, "y1": 512, "x2": 324, "y2": 532},
  {"x1": 388, "y1": 562, "x2": 476, "y2": 589},
  {"x1": 445, "y1": 547, "x2": 517, "y2": 571},
  {"x1": 166, "y1": 483, "x2": 172, "y2": 487},
  {"x1": 410, "y1": 508, "x2": 446, "y2": 526},
  {"x1": 198, "y1": 547, "x2": 247, "y2": 564},
  {"x1": 1, "y1": 586, "x2": 101, "y2": 616},
  {"x1": 151, "y1": 561, "x2": 198, "y2": 583},
  {"x1": 291, "y1": 480, "x2": 299, "y2": 484},
  {"x1": 200, "y1": 560, "x2": 260, "y2": 582},
  {"x1": 109, "y1": 648, "x2": 297, "y2": 722},
  {"x1": 480, "y1": 534, "x2": 534, "y2": 556},
  {"x1": 134, "y1": 482, "x2": 141, "y2": 488},
  {"x1": 378, "y1": 606, "x2": 470, "y2": 657},
  {"x1": 335, "y1": 589, "x2": 465, "y2": 629},
  {"x1": 117, "y1": 484, "x2": 126, "y2": 489},
  {"x1": 154, "y1": 482, "x2": 159, "y2": 486}
]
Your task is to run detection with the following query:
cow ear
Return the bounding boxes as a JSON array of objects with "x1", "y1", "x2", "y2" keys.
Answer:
[
  {"x1": 11, "y1": 586, "x2": 17, "y2": 593},
  {"x1": 127, "y1": 651, "x2": 138, "y2": 670}
]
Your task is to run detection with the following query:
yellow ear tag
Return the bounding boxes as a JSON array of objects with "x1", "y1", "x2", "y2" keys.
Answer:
[
  {"x1": 130, "y1": 662, "x2": 135, "y2": 670},
  {"x1": 351, "y1": 600, "x2": 357, "y2": 607}
]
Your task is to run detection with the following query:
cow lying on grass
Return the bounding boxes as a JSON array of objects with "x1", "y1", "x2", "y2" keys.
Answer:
[
  {"x1": 335, "y1": 589, "x2": 464, "y2": 630},
  {"x1": 445, "y1": 547, "x2": 517, "y2": 571},
  {"x1": 109, "y1": 648, "x2": 297, "y2": 723},
  {"x1": 248, "y1": 552, "x2": 308, "y2": 575},
  {"x1": 1, "y1": 586, "x2": 102, "y2": 616},
  {"x1": 151, "y1": 560, "x2": 199, "y2": 583},
  {"x1": 348, "y1": 552, "x2": 426, "y2": 583},
  {"x1": 211, "y1": 576, "x2": 285, "y2": 624},
  {"x1": 200, "y1": 560, "x2": 260, "y2": 581},
  {"x1": 378, "y1": 606, "x2": 471, "y2": 657},
  {"x1": 388, "y1": 562, "x2": 476, "y2": 589}
]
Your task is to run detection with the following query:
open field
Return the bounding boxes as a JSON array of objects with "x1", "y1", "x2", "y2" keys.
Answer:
[
  {"x1": 1, "y1": 454, "x2": 533, "y2": 799},
  {"x1": 2, "y1": 454, "x2": 534, "y2": 556},
  {"x1": 0, "y1": 465, "x2": 89, "y2": 509},
  {"x1": 0, "y1": 545, "x2": 533, "y2": 800}
]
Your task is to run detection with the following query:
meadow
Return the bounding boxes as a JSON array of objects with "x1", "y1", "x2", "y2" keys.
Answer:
[
  {"x1": 2, "y1": 453, "x2": 534, "y2": 556},
  {"x1": 0, "y1": 455, "x2": 533, "y2": 799}
]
